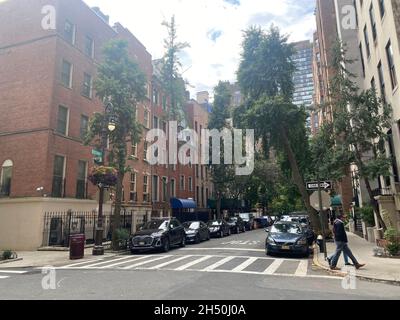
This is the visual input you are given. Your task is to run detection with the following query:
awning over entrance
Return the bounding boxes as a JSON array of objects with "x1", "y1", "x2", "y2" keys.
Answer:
[
  {"x1": 331, "y1": 195, "x2": 343, "y2": 207},
  {"x1": 170, "y1": 198, "x2": 197, "y2": 209}
]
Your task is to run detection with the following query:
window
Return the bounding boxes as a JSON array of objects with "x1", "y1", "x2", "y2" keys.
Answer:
[
  {"x1": 188, "y1": 177, "x2": 193, "y2": 192},
  {"x1": 128, "y1": 172, "x2": 137, "y2": 201},
  {"x1": 162, "y1": 177, "x2": 167, "y2": 201},
  {"x1": 162, "y1": 95, "x2": 167, "y2": 110},
  {"x1": 143, "y1": 175, "x2": 149, "y2": 202},
  {"x1": 57, "y1": 106, "x2": 69, "y2": 135},
  {"x1": 80, "y1": 115, "x2": 89, "y2": 140},
  {"x1": 64, "y1": 20, "x2": 75, "y2": 45},
  {"x1": 379, "y1": 0, "x2": 385, "y2": 18},
  {"x1": 359, "y1": 43, "x2": 365, "y2": 77},
  {"x1": 84, "y1": 36, "x2": 94, "y2": 58},
  {"x1": 386, "y1": 41, "x2": 398, "y2": 90},
  {"x1": 132, "y1": 143, "x2": 138, "y2": 158},
  {"x1": 378, "y1": 61, "x2": 386, "y2": 103},
  {"x1": 144, "y1": 110, "x2": 149, "y2": 128},
  {"x1": 363, "y1": 26, "x2": 370, "y2": 58},
  {"x1": 82, "y1": 73, "x2": 93, "y2": 98},
  {"x1": 61, "y1": 60, "x2": 72, "y2": 88},
  {"x1": 0, "y1": 160, "x2": 13, "y2": 197},
  {"x1": 153, "y1": 116, "x2": 159, "y2": 129},
  {"x1": 152, "y1": 88, "x2": 159, "y2": 105},
  {"x1": 369, "y1": 4, "x2": 377, "y2": 42},
  {"x1": 180, "y1": 175, "x2": 185, "y2": 191},
  {"x1": 162, "y1": 121, "x2": 167, "y2": 134},
  {"x1": 152, "y1": 175, "x2": 159, "y2": 202},
  {"x1": 196, "y1": 165, "x2": 199, "y2": 178},
  {"x1": 76, "y1": 161, "x2": 87, "y2": 199},
  {"x1": 171, "y1": 179, "x2": 176, "y2": 197},
  {"x1": 144, "y1": 142, "x2": 148, "y2": 161},
  {"x1": 52, "y1": 155, "x2": 65, "y2": 198}
]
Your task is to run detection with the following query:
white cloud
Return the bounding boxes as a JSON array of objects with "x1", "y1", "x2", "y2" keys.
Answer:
[{"x1": 83, "y1": 0, "x2": 316, "y2": 98}]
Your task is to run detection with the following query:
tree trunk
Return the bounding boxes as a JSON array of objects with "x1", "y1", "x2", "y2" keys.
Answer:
[
  {"x1": 279, "y1": 127, "x2": 322, "y2": 234},
  {"x1": 112, "y1": 171, "x2": 124, "y2": 250},
  {"x1": 363, "y1": 177, "x2": 387, "y2": 231}
]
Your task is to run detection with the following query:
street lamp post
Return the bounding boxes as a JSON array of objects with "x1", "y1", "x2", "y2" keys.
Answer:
[{"x1": 93, "y1": 102, "x2": 116, "y2": 256}]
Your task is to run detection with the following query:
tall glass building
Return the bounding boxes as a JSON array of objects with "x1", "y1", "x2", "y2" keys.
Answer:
[{"x1": 292, "y1": 41, "x2": 314, "y2": 107}]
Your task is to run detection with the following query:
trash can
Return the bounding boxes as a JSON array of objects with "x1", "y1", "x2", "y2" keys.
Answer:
[
  {"x1": 317, "y1": 235, "x2": 324, "y2": 253},
  {"x1": 69, "y1": 234, "x2": 85, "y2": 260}
]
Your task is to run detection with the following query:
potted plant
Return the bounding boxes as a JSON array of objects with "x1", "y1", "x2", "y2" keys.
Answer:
[
  {"x1": 88, "y1": 166, "x2": 118, "y2": 188},
  {"x1": 114, "y1": 228, "x2": 130, "y2": 250},
  {"x1": 384, "y1": 228, "x2": 400, "y2": 257}
]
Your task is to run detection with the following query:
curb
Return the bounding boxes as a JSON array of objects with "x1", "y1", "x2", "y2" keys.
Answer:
[
  {"x1": 0, "y1": 258, "x2": 23, "y2": 265},
  {"x1": 312, "y1": 245, "x2": 400, "y2": 286}
]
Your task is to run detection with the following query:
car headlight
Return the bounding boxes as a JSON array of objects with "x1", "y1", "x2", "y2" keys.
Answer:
[
  {"x1": 297, "y1": 238, "x2": 307, "y2": 245},
  {"x1": 151, "y1": 232, "x2": 164, "y2": 238},
  {"x1": 267, "y1": 237, "x2": 275, "y2": 244}
]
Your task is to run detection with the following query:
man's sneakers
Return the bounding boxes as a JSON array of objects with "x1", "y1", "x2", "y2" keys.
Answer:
[
  {"x1": 355, "y1": 263, "x2": 366, "y2": 270},
  {"x1": 330, "y1": 266, "x2": 341, "y2": 271}
]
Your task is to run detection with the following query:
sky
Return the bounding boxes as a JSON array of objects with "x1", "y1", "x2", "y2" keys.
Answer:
[{"x1": 83, "y1": 0, "x2": 316, "y2": 100}]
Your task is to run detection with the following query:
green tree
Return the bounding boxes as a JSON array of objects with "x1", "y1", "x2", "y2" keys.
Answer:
[
  {"x1": 85, "y1": 39, "x2": 146, "y2": 250},
  {"x1": 234, "y1": 25, "x2": 321, "y2": 232},
  {"x1": 208, "y1": 81, "x2": 235, "y2": 219},
  {"x1": 317, "y1": 41, "x2": 393, "y2": 231}
]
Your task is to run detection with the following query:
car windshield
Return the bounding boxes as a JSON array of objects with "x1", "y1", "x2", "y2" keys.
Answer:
[
  {"x1": 208, "y1": 221, "x2": 221, "y2": 226},
  {"x1": 183, "y1": 222, "x2": 200, "y2": 229},
  {"x1": 142, "y1": 220, "x2": 169, "y2": 231},
  {"x1": 228, "y1": 218, "x2": 237, "y2": 222},
  {"x1": 271, "y1": 223, "x2": 302, "y2": 235},
  {"x1": 239, "y1": 214, "x2": 250, "y2": 220}
]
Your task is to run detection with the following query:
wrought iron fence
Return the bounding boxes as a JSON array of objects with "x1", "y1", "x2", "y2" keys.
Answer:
[{"x1": 42, "y1": 210, "x2": 133, "y2": 247}]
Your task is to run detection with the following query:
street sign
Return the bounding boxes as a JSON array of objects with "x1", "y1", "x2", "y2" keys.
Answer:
[
  {"x1": 306, "y1": 181, "x2": 332, "y2": 191},
  {"x1": 309, "y1": 191, "x2": 331, "y2": 211}
]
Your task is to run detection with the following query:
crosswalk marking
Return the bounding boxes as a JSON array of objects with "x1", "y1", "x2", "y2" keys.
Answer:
[
  {"x1": 202, "y1": 256, "x2": 236, "y2": 271},
  {"x1": 263, "y1": 259, "x2": 284, "y2": 275},
  {"x1": 98, "y1": 256, "x2": 149, "y2": 269},
  {"x1": 175, "y1": 256, "x2": 213, "y2": 271},
  {"x1": 122, "y1": 256, "x2": 172, "y2": 270},
  {"x1": 62, "y1": 259, "x2": 104, "y2": 268},
  {"x1": 231, "y1": 257, "x2": 258, "y2": 272},
  {"x1": 0, "y1": 270, "x2": 27, "y2": 274},
  {"x1": 76, "y1": 256, "x2": 134, "y2": 269},
  {"x1": 295, "y1": 260, "x2": 308, "y2": 277},
  {"x1": 148, "y1": 256, "x2": 193, "y2": 270},
  {"x1": 0, "y1": 276, "x2": 10, "y2": 279}
]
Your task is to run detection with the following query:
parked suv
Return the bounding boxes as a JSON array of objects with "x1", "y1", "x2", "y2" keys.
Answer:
[
  {"x1": 238, "y1": 213, "x2": 255, "y2": 231},
  {"x1": 226, "y1": 216, "x2": 246, "y2": 234},
  {"x1": 129, "y1": 218, "x2": 186, "y2": 253}
]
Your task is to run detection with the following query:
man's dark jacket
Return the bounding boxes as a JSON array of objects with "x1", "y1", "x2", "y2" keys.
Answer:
[{"x1": 333, "y1": 218, "x2": 348, "y2": 243}]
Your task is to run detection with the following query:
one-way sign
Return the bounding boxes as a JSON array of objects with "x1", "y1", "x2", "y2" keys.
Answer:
[{"x1": 306, "y1": 181, "x2": 332, "y2": 191}]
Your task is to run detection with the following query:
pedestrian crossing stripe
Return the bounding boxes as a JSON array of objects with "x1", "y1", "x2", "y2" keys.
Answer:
[
  {"x1": 0, "y1": 275, "x2": 10, "y2": 279},
  {"x1": 47, "y1": 254, "x2": 342, "y2": 280}
]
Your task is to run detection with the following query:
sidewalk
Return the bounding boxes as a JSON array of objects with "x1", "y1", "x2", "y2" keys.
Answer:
[
  {"x1": 0, "y1": 248, "x2": 121, "y2": 268},
  {"x1": 314, "y1": 232, "x2": 400, "y2": 285}
]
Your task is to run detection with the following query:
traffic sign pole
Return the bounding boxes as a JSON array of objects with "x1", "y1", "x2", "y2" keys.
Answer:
[{"x1": 318, "y1": 178, "x2": 328, "y2": 260}]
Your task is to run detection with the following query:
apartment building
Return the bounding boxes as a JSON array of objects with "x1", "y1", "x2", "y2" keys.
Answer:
[
  {"x1": 0, "y1": 0, "x2": 154, "y2": 249},
  {"x1": 292, "y1": 41, "x2": 314, "y2": 108},
  {"x1": 354, "y1": 0, "x2": 400, "y2": 232}
]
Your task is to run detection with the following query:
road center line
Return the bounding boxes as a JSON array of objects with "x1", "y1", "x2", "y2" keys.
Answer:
[{"x1": 263, "y1": 259, "x2": 284, "y2": 275}]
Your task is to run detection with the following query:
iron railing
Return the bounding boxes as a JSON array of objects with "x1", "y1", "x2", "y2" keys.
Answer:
[{"x1": 42, "y1": 210, "x2": 133, "y2": 247}]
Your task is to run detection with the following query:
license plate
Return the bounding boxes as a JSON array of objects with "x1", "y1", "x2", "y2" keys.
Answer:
[
  {"x1": 139, "y1": 242, "x2": 145, "y2": 246},
  {"x1": 282, "y1": 245, "x2": 290, "y2": 250}
]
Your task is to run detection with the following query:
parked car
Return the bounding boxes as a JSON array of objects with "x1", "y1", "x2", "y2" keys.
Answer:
[
  {"x1": 182, "y1": 221, "x2": 210, "y2": 244},
  {"x1": 254, "y1": 216, "x2": 272, "y2": 228},
  {"x1": 281, "y1": 215, "x2": 316, "y2": 245},
  {"x1": 226, "y1": 216, "x2": 246, "y2": 234},
  {"x1": 207, "y1": 220, "x2": 231, "y2": 238},
  {"x1": 238, "y1": 213, "x2": 255, "y2": 230},
  {"x1": 129, "y1": 218, "x2": 186, "y2": 253},
  {"x1": 265, "y1": 221, "x2": 310, "y2": 257}
]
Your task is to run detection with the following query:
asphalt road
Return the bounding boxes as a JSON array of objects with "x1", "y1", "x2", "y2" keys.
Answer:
[{"x1": 1, "y1": 229, "x2": 400, "y2": 300}]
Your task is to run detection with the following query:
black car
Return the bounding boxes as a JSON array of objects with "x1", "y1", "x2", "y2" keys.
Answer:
[
  {"x1": 226, "y1": 217, "x2": 246, "y2": 234},
  {"x1": 129, "y1": 218, "x2": 186, "y2": 253},
  {"x1": 265, "y1": 221, "x2": 309, "y2": 257},
  {"x1": 207, "y1": 220, "x2": 231, "y2": 238},
  {"x1": 182, "y1": 221, "x2": 210, "y2": 244},
  {"x1": 238, "y1": 213, "x2": 255, "y2": 230}
]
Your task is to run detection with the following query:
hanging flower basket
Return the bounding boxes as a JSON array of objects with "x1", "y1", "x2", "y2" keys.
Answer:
[{"x1": 88, "y1": 166, "x2": 118, "y2": 187}]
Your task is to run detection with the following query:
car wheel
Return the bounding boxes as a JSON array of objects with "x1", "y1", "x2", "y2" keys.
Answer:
[
  {"x1": 162, "y1": 239, "x2": 170, "y2": 252},
  {"x1": 180, "y1": 235, "x2": 186, "y2": 247}
]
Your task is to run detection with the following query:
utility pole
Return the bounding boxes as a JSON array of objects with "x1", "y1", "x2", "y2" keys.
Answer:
[{"x1": 317, "y1": 178, "x2": 328, "y2": 260}]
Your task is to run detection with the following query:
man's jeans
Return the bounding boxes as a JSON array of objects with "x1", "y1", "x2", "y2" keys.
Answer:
[{"x1": 329, "y1": 241, "x2": 358, "y2": 267}]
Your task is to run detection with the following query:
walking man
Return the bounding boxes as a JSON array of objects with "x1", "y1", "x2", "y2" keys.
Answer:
[{"x1": 327, "y1": 212, "x2": 366, "y2": 271}]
